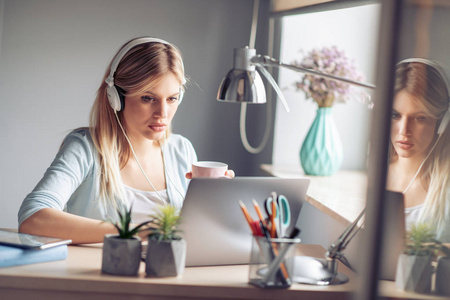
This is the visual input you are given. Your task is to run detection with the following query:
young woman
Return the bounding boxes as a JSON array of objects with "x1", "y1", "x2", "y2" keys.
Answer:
[
  {"x1": 18, "y1": 37, "x2": 233, "y2": 243},
  {"x1": 387, "y1": 58, "x2": 450, "y2": 242}
]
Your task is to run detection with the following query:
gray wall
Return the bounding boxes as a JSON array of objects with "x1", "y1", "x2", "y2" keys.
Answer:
[
  {"x1": 398, "y1": 3, "x2": 450, "y2": 67},
  {"x1": 0, "y1": 0, "x2": 273, "y2": 228}
]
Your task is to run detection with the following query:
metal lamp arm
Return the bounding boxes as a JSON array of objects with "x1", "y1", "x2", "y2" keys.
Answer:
[
  {"x1": 254, "y1": 64, "x2": 290, "y2": 113},
  {"x1": 251, "y1": 55, "x2": 376, "y2": 90},
  {"x1": 327, "y1": 207, "x2": 366, "y2": 259}
]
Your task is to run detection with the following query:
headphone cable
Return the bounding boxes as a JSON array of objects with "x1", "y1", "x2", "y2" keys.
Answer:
[
  {"x1": 160, "y1": 132, "x2": 187, "y2": 200},
  {"x1": 114, "y1": 111, "x2": 165, "y2": 202},
  {"x1": 402, "y1": 133, "x2": 441, "y2": 194}
]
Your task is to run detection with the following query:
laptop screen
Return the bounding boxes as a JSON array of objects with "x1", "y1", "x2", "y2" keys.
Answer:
[{"x1": 179, "y1": 177, "x2": 310, "y2": 267}]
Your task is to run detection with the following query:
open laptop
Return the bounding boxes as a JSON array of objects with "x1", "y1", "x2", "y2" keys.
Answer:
[
  {"x1": 379, "y1": 190, "x2": 405, "y2": 280},
  {"x1": 179, "y1": 177, "x2": 310, "y2": 267}
]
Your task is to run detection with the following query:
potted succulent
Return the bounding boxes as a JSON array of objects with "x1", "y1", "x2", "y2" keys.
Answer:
[
  {"x1": 395, "y1": 223, "x2": 439, "y2": 293},
  {"x1": 145, "y1": 205, "x2": 186, "y2": 277},
  {"x1": 101, "y1": 205, "x2": 151, "y2": 276}
]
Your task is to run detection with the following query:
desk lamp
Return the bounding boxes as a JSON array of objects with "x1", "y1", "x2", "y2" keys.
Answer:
[
  {"x1": 216, "y1": 0, "x2": 376, "y2": 154},
  {"x1": 217, "y1": 47, "x2": 375, "y2": 105}
]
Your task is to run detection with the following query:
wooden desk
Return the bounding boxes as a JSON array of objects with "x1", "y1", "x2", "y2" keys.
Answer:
[
  {"x1": 0, "y1": 244, "x2": 357, "y2": 300},
  {"x1": 261, "y1": 164, "x2": 367, "y2": 225},
  {"x1": 0, "y1": 239, "x2": 447, "y2": 299}
]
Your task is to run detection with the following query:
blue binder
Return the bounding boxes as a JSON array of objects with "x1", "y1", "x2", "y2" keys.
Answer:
[{"x1": 0, "y1": 244, "x2": 68, "y2": 268}]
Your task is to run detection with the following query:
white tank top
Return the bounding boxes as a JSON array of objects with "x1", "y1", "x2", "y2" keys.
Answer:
[
  {"x1": 123, "y1": 185, "x2": 169, "y2": 224},
  {"x1": 404, "y1": 204, "x2": 424, "y2": 231}
]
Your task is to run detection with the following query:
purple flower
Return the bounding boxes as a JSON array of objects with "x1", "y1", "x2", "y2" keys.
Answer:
[{"x1": 292, "y1": 46, "x2": 371, "y2": 107}]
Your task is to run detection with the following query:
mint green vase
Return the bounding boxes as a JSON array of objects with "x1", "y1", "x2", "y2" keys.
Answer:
[{"x1": 300, "y1": 107, "x2": 343, "y2": 176}]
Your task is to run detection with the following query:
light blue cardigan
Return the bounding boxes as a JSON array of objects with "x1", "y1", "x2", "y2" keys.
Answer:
[{"x1": 18, "y1": 128, "x2": 197, "y2": 226}]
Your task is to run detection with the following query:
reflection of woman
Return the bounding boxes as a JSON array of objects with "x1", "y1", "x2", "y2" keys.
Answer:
[
  {"x1": 18, "y1": 37, "x2": 233, "y2": 243},
  {"x1": 387, "y1": 58, "x2": 450, "y2": 242}
]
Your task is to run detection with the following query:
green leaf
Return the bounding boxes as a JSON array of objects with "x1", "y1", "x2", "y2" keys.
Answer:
[
  {"x1": 404, "y1": 223, "x2": 440, "y2": 257},
  {"x1": 104, "y1": 204, "x2": 153, "y2": 239},
  {"x1": 146, "y1": 205, "x2": 182, "y2": 242}
]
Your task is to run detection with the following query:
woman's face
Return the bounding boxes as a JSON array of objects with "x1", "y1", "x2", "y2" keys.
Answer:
[
  {"x1": 391, "y1": 90, "x2": 438, "y2": 160},
  {"x1": 122, "y1": 73, "x2": 181, "y2": 142}
]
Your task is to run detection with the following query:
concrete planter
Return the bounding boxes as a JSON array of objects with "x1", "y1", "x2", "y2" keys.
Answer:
[
  {"x1": 395, "y1": 253, "x2": 433, "y2": 294},
  {"x1": 101, "y1": 234, "x2": 142, "y2": 276},
  {"x1": 145, "y1": 239, "x2": 186, "y2": 277},
  {"x1": 436, "y1": 256, "x2": 450, "y2": 296}
]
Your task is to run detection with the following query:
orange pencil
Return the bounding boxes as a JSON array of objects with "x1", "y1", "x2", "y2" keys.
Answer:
[
  {"x1": 252, "y1": 199, "x2": 266, "y2": 226},
  {"x1": 239, "y1": 200, "x2": 256, "y2": 235}
]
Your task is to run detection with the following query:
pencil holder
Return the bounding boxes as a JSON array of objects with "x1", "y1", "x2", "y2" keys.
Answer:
[{"x1": 248, "y1": 235, "x2": 301, "y2": 289}]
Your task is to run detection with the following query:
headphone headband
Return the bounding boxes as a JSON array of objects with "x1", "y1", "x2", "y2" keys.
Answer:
[
  {"x1": 105, "y1": 37, "x2": 171, "y2": 87},
  {"x1": 105, "y1": 37, "x2": 185, "y2": 111},
  {"x1": 397, "y1": 58, "x2": 450, "y2": 135}
]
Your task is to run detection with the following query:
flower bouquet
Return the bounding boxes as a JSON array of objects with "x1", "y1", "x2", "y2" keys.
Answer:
[{"x1": 293, "y1": 46, "x2": 370, "y2": 107}]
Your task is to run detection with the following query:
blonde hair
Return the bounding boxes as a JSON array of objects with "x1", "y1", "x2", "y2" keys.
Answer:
[
  {"x1": 393, "y1": 61, "x2": 450, "y2": 231},
  {"x1": 89, "y1": 38, "x2": 185, "y2": 208}
]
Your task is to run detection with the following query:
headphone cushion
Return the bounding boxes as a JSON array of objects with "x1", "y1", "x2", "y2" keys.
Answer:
[
  {"x1": 106, "y1": 85, "x2": 122, "y2": 111},
  {"x1": 438, "y1": 108, "x2": 450, "y2": 135},
  {"x1": 179, "y1": 88, "x2": 184, "y2": 104},
  {"x1": 115, "y1": 85, "x2": 126, "y2": 111}
]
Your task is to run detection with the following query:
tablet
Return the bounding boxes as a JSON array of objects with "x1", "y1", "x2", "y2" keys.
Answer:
[{"x1": 0, "y1": 229, "x2": 72, "y2": 249}]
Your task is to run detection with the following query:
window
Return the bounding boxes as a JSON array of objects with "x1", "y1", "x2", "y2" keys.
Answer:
[{"x1": 272, "y1": 3, "x2": 381, "y2": 171}]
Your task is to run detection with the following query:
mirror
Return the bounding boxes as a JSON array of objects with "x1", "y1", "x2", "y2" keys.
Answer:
[{"x1": 386, "y1": 0, "x2": 450, "y2": 243}]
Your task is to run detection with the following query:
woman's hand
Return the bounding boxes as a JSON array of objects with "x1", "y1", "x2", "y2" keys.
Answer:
[
  {"x1": 224, "y1": 170, "x2": 235, "y2": 178},
  {"x1": 185, "y1": 170, "x2": 235, "y2": 179}
]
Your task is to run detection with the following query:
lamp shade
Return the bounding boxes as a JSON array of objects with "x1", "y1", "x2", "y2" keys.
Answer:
[
  {"x1": 217, "y1": 47, "x2": 266, "y2": 104},
  {"x1": 217, "y1": 69, "x2": 266, "y2": 103}
]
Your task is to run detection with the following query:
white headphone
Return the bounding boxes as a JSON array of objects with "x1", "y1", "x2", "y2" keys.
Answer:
[
  {"x1": 105, "y1": 37, "x2": 186, "y2": 111},
  {"x1": 397, "y1": 58, "x2": 450, "y2": 135}
]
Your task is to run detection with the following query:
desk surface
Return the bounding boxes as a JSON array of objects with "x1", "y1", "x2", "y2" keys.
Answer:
[
  {"x1": 0, "y1": 244, "x2": 357, "y2": 300},
  {"x1": 261, "y1": 164, "x2": 367, "y2": 225}
]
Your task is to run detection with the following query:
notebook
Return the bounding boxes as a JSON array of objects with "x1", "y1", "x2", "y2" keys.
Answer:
[
  {"x1": 179, "y1": 177, "x2": 310, "y2": 267},
  {"x1": 379, "y1": 190, "x2": 405, "y2": 280},
  {"x1": 0, "y1": 244, "x2": 68, "y2": 268}
]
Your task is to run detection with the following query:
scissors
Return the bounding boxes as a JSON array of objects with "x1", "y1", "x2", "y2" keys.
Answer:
[{"x1": 264, "y1": 194, "x2": 291, "y2": 238}]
